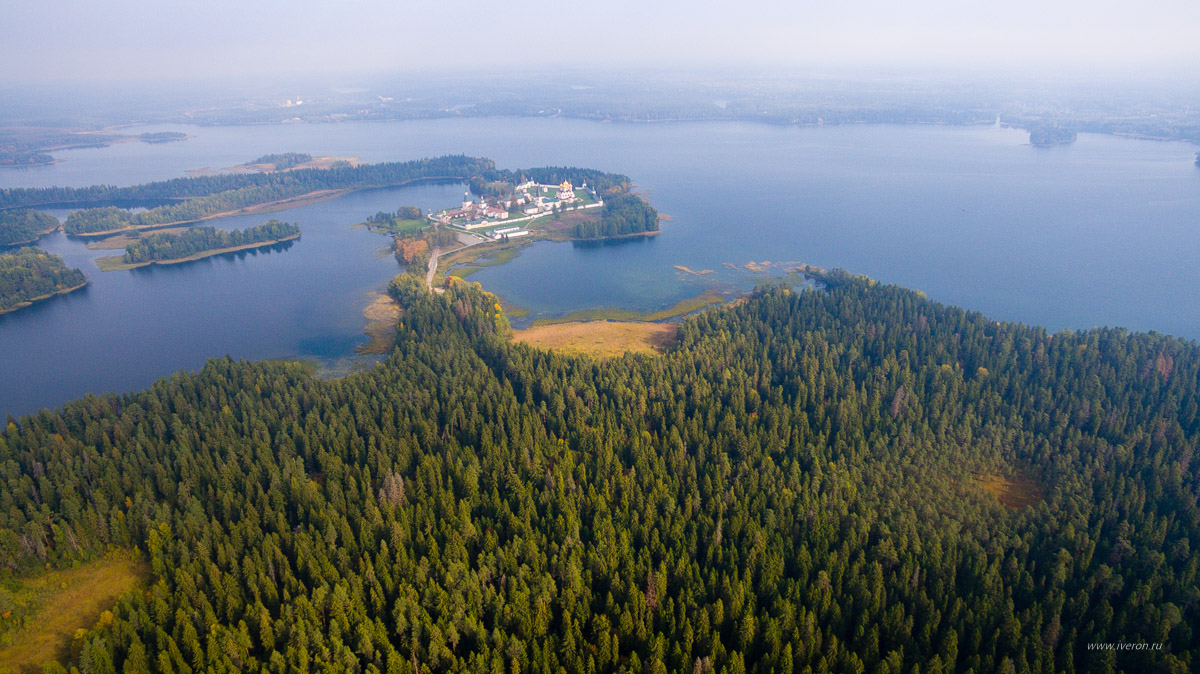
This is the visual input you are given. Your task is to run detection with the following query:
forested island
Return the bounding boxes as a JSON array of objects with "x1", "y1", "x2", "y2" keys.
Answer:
[
  {"x1": 246, "y1": 152, "x2": 313, "y2": 170},
  {"x1": 576, "y1": 193, "x2": 660, "y2": 239},
  {"x1": 0, "y1": 152, "x2": 54, "y2": 168},
  {"x1": 0, "y1": 209, "x2": 59, "y2": 247},
  {"x1": 1028, "y1": 125, "x2": 1077, "y2": 147},
  {"x1": 97, "y1": 219, "x2": 300, "y2": 271},
  {"x1": 0, "y1": 270, "x2": 1196, "y2": 672},
  {"x1": 137, "y1": 132, "x2": 189, "y2": 144},
  {"x1": 0, "y1": 247, "x2": 87, "y2": 314}
]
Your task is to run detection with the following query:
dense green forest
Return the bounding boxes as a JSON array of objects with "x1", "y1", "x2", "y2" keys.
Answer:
[
  {"x1": 0, "y1": 209, "x2": 58, "y2": 246},
  {"x1": 0, "y1": 247, "x2": 86, "y2": 313},
  {"x1": 122, "y1": 220, "x2": 300, "y2": 265},
  {"x1": 574, "y1": 194, "x2": 659, "y2": 239},
  {"x1": 1, "y1": 271, "x2": 1196, "y2": 673}
]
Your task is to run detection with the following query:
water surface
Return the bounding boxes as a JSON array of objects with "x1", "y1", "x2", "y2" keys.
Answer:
[{"x1": 2, "y1": 118, "x2": 1199, "y2": 417}]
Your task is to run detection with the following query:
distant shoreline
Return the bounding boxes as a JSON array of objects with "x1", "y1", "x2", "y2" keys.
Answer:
[
  {"x1": 69, "y1": 176, "x2": 468, "y2": 240},
  {"x1": 71, "y1": 191, "x2": 348, "y2": 239}
]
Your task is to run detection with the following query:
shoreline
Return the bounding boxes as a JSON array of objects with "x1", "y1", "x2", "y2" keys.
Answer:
[
  {"x1": 528, "y1": 290, "x2": 726, "y2": 327},
  {"x1": 95, "y1": 233, "x2": 300, "y2": 271},
  {"x1": 70, "y1": 191, "x2": 349, "y2": 239},
  {"x1": 357, "y1": 292, "x2": 403, "y2": 354},
  {"x1": 0, "y1": 280, "x2": 88, "y2": 315},
  {"x1": 0, "y1": 224, "x2": 62, "y2": 248},
  {"x1": 67, "y1": 175, "x2": 472, "y2": 239}
]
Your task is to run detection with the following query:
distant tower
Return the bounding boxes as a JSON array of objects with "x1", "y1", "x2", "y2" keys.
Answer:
[{"x1": 462, "y1": 191, "x2": 472, "y2": 210}]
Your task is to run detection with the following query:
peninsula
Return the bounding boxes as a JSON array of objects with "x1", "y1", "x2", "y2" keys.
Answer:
[
  {"x1": 354, "y1": 164, "x2": 658, "y2": 285},
  {"x1": 95, "y1": 219, "x2": 300, "y2": 271},
  {"x1": 5, "y1": 156, "x2": 497, "y2": 236},
  {"x1": 0, "y1": 209, "x2": 60, "y2": 247},
  {"x1": 0, "y1": 247, "x2": 88, "y2": 314},
  {"x1": 0, "y1": 156, "x2": 658, "y2": 245}
]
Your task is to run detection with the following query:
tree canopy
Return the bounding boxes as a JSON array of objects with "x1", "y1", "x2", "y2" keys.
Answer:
[
  {"x1": 0, "y1": 247, "x2": 86, "y2": 313},
  {"x1": 0, "y1": 209, "x2": 58, "y2": 247},
  {"x1": 1, "y1": 271, "x2": 1196, "y2": 672},
  {"x1": 121, "y1": 220, "x2": 300, "y2": 265}
]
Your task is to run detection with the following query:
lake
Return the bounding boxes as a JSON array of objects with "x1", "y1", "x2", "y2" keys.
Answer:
[{"x1": 2, "y1": 118, "x2": 1199, "y2": 417}]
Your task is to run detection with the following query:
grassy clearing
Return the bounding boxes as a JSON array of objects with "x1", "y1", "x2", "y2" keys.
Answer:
[
  {"x1": 514, "y1": 321, "x2": 678, "y2": 358},
  {"x1": 450, "y1": 246, "x2": 527, "y2": 277},
  {"x1": 437, "y1": 240, "x2": 530, "y2": 277},
  {"x1": 974, "y1": 474, "x2": 1046, "y2": 509},
  {"x1": 531, "y1": 291, "x2": 724, "y2": 327},
  {"x1": 0, "y1": 552, "x2": 150, "y2": 673}
]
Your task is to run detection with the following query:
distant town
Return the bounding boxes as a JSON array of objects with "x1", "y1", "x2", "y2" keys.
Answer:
[{"x1": 433, "y1": 179, "x2": 603, "y2": 240}]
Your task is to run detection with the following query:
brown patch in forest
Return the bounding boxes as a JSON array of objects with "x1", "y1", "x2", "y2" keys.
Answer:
[
  {"x1": 974, "y1": 474, "x2": 1046, "y2": 509},
  {"x1": 513, "y1": 321, "x2": 678, "y2": 358},
  {"x1": 358, "y1": 292, "x2": 402, "y2": 354},
  {"x1": 0, "y1": 552, "x2": 150, "y2": 673}
]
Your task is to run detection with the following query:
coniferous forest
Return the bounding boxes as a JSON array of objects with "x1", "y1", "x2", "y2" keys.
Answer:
[
  {"x1": 121, "y1": 220, "x2": 300, "y2": 265},
  {"x1": 574, "y1": 194, "x2": 660, "y2": 239},
  {"x1": 1, "y1": 271, "x2": 1196, "y2": 673},
  {"x1": 0, "y1": 209, "x2": 59, "y2": 247},
  {"x1": 0, "y1": 247, "x2": 86, "y2": 313}
]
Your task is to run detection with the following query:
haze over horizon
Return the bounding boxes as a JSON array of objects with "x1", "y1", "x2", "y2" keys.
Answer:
[{"x1": 4, "y1": 0, "x2": 1200, "y2": 85}]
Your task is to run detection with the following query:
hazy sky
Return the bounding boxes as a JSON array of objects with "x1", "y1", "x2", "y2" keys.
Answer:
[{"x1": 4, "y1": 0, "x2": 1199, "y2": 84}]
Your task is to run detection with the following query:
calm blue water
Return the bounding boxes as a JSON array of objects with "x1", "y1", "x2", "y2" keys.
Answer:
[{"x1": 2, "y1": 118, "x2": 1199, "y2": 417}]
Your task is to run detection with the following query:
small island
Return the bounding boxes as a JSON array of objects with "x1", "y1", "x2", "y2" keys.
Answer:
[
  {"x1": 0, "y1": 209, "x2": 60, "y2": 247},
  {"x1": 0, "y1": 151, "x2": 55, "y2": 168},
  {"x1": 137, "y1": 131, "x2": 189, "y2": 144},
  {"x1": 0, "y1": 247, "x2": 88, "y2": 314},
  {"x1": 96, "y1": 219, "x2": 301, "y2": 271},
  {"x1": 244, "y1": 152, "x2": 314, "y2": 171},
  {"x1": 1028, "y1": 124, "x2": 1077, "y2": 147}
]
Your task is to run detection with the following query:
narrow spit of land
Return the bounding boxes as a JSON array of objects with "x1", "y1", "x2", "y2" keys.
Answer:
[
  {"x1": 70, "y1": 190, "x2": 347, "y2": 239},
  {"x1": 95, "y1": 232, "x2": 300, "y2": 271}
]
